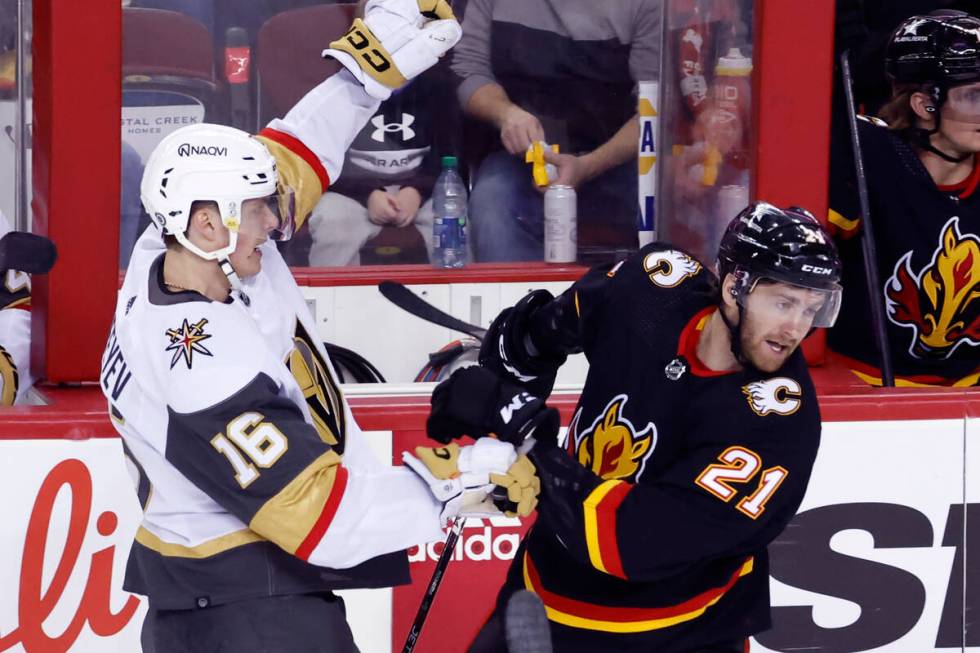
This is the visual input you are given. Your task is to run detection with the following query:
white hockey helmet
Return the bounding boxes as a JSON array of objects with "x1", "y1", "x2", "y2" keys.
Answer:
[{"x1": 140, "y1": 123, "x2": 294, "y2": 266}]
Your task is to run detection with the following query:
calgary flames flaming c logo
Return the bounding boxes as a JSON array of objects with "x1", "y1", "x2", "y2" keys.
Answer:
[
  {"x1": 570, "y1": 395, "x2": 657, "y2": 481},
  {"x1": 885, "y1": 217, "x2": 980, "y2": 360}
]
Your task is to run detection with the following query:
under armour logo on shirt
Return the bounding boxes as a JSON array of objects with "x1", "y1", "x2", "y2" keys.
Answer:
[{"x1": 371, "y1": 113, "x2": 416, "y2": 143}]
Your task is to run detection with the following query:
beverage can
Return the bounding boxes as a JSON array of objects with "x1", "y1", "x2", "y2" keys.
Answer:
[{"x1": 544, "y1": 185, "x2": 577, "y2": 263}]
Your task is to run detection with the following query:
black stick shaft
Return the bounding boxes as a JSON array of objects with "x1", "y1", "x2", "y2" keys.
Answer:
[
  {"x1": 379, "y1": 280, "x2": 487, "y2": 340},
  {"x1": 840, "y1": 51, "x2": 895, "y2": 387},
  {"x1": 401, "y1": 516, "x2": 465, "y2": 653}
]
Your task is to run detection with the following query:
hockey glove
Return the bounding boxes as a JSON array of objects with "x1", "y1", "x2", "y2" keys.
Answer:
[
  {"x1": 489, "y1": 454, "x2": 540, "y2": 518},
  {"x1": 526, "y1": 443, "x2": 603, "y2": 560},
  {"x1": 323, "y1": 0, "x2": 461, "y2": 100},
  {"x1": 479, "y1": 290, "x2": 567, "y2": 397},
  {"x1": 426, "y1": 366, "x2": 560, "y2": 446},
  {"x1": 403, "y1": 439, "x2": 538, "y2": 523}
]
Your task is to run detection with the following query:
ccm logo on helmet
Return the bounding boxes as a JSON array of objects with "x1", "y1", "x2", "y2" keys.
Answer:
[
  {"x1": 177, "y1": 144, "x2": 228, "y2": 158},
  {"x1": 800, "y1": 264, "x2": 833, "y2": 275}
]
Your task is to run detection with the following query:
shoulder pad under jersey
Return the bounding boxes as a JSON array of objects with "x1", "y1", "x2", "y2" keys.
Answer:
[{"x1": 146, "y1": 299, "x2": 275, "y2": 413}]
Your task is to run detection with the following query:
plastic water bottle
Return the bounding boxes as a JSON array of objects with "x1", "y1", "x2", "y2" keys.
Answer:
[{"x1": 432, "y1": 156, "x2": 468, "y2": 269}]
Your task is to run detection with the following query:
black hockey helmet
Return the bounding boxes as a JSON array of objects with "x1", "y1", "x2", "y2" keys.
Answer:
[
  {"x1": 717, "y1": 202, "x2": 842, "y2": 328},
  {"x1": 885, "y1": 10, "x2": 980, "y2": 87}
]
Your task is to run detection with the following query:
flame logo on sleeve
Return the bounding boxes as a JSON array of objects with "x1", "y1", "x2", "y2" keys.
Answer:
[
  {"x1": 742, "y1": 378, "x2": 802, "y2": 416},
  {"x1": 643, "y1": 249, "x2": 702, "y2": 288},
  {"x1": 572, "y1": 395, "x2": 657, "y2": 481},
  {"x1": 884, "y1": 217, "x2": 980, "y2": 360}
]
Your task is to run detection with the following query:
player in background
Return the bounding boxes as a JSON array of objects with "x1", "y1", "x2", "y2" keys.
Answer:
[
  {"x1": 425, "y1": 203, "x2": 842, "y2": 652},
  {"x1": 0, "y1": 210, "x2": 56, "y2": 405},
  {"x1": 101, "y1": 2, "x2": 539, "y2": 651},
  {"x1": 827, "y1": 10, "x2": 980, "y2": 386}
]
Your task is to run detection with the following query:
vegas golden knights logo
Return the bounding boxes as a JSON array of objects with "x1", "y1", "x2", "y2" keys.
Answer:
[
  {"x1": 885, "y1": 217, "x2": 980, "y2": 360},
  {"x1": 571, "y1": 395, "x2": 657, "y2": 481},
  {"x1": 287, "y1": 320, "x2": 346, "y2": 452}
]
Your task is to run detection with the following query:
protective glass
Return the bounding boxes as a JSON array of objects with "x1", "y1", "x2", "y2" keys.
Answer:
[
  {"x1": 741, "y1": 277, "x2": 843, "y2": 329},
  {"x1": 944, "y1": 82, "x2": 980, "y2": 123},
  {"x1": 269, "y1": 183, "x2": 298, "y2": 241}
]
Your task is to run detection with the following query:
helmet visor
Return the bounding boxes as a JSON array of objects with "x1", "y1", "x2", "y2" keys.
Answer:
[
  {"x1": 742, "y1": 276, "x2": 843, "y2": 329},
  {"x1": 944, "y1": 82, "x2": 980, "y2": 123},
  {"x1": 267, "y1": 183, "x2": 298, "y2": 241}
]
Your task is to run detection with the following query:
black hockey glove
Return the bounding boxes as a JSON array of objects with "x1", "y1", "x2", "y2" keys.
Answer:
[
  {"x1": 479, "y1": 290, "x2": 567, "y2": 397},
  {"x1": 426, "y1": 366, "x2": 560, "y2": 446},
  {"x1": 526, "y1": 443, "x2": 602, "y2": 560}
]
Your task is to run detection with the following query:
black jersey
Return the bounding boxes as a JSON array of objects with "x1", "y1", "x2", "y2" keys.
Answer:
[
  {"x1": 828, "y1": 117, "x2": 980, "y2": 385},
  {"x1": 499, "y1": 244, "x2": 822, "y2": 652}
]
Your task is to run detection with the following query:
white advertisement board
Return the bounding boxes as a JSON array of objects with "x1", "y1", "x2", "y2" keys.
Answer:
[{"x1": 1, "y1": 418, "x2": 978, "y2": 652}]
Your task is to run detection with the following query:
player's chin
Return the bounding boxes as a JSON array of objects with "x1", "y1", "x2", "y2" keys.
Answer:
[
  {"x1": 746, "y1": 343, "x2": 791, "y2": 373},
  {"x1": 230, "y1": 252, "x2": 262, "y2": 278}
]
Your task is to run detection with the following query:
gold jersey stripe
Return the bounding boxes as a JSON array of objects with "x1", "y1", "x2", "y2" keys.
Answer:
[
  {"x1": 523, "y1": 556, "x2": 754, "y2": 633},
  {"x1": 135, "y1": 526, "x2": 264, "y2": 559},
  {"x1": 851, "y1": 368, "x2": 980, "y2": 388},
  {"x1": 250, "y1": 450, "x2": 345, "y2": 554},
  {"x1": 4, "y1": 296, "x2": 30, "y2": 310},
  {"x1": 583, "y1": 480, "x2": 625, "y2": 575},
  {"x1": 828, "y1": 208, "x2": 859, "y2": 233},
  {"x1": 255, "y1": 133, "x2": 328, "y2": 233},
  {"x1": 0, "y1": 345, "x2": 18, "y2": 406}
]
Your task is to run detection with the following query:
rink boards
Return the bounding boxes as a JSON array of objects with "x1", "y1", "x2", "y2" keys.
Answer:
[{"x1": 0, "y1": 391, "x2": 979, "y2": 653}]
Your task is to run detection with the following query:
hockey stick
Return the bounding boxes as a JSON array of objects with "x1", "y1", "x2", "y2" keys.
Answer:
[
  {"x1": 840, "y1": 51, "x2": 894, "y2": 387},
  {"x1": 379, "y1": 280, "x2": 487, "y2": 341},
  {"x1": 401, "y1": 515, "x2": 465, "y2": 653}
]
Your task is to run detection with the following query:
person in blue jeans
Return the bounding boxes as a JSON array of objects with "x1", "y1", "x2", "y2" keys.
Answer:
[
  {"x1": 468, "y1": 152, "x2": 639, "y2": 262},
  {"x1": 452, "y1": 0, "x2": 661, "y2": 262}
]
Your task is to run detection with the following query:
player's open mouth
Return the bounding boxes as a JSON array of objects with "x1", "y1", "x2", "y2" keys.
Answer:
[{"x1": 766, "y1": 340, "x2": 787, "y2": 353}]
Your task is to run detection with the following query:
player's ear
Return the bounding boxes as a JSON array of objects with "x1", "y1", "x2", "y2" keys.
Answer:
[
  {"x1": 909, "y1": 91, "x2": 937, "y2": 126},
  {"x1": 188, "y1": 202, "x2": 221, "y2": 243},
  {"x1": 720, "y1": 273, "x2": 739, "y2": 310}
]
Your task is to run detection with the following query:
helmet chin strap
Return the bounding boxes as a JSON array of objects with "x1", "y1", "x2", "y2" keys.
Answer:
[
  {"x1": 218, "y1": 257, "x2": 244, "y2": 291},
  {"x1": 911, "y1": 87, "x2": 973, "y2": 163},
  {"x1": 719, "y1": 297, "x2": 750, "y2": 369}
]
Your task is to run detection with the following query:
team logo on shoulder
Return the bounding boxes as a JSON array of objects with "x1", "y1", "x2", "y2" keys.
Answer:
[
  {"x1": 742, "y1": 378, "x2": 802, "y2": 416},
  {"x1": 884, "y1": 217, "x2": 980, "y2": 360},
  {"x1": 572, "y1": 395, "x2": 657, "y2": 481},
  {"x1": 165, "y1": 318, "x2": 213, "y2": 370},
  {"x1": 287, "y1": 320, "x2": 347, "y2": 451},
  {"x1": 643, "y1": 249, "x2": 701, "y2": 288}
]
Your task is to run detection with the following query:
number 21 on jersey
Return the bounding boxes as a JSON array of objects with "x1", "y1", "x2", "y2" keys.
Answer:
[{"x1": 695, "y1": 446, "x2": 787, "y2": 519}]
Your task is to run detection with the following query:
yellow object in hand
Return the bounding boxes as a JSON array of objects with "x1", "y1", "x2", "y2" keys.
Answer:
[{"x1": 525, "y1": 141, "x2": 559, "y2": 188}]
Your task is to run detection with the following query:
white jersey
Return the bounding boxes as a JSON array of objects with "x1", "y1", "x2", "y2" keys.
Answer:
[
  {"x1": 0, "y1": 211, "x2": 33, "y2": 406},
  {"x1": 101, "y1": 72, "x2": 444, "y2": 608}
]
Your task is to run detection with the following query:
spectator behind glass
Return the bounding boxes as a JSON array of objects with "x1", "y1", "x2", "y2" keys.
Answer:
[
  {"x1": 827, "y1": 10, "x2": 980, "y2": 386},
  {"x1": 299, "y1": 0, "x2": 461, "y2": 266},
  {"x1": 452, "y1": 0, "x2": 661, "y2": 263},
  {"x1": 307, "y1": 65, "x2": 460, "y2": 266}
]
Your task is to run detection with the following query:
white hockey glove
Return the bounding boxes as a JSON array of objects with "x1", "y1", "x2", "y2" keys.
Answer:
[
  {"x1": 403, "y1": 439, "x2": 540, "y2": 524},
  {"x1": 323, "y1": 0, "x2": 462, "y2": 100}
]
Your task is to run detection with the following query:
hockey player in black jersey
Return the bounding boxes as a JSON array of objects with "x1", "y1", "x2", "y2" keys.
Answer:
[
  {"x1": 828, "y1": 10, "x2": 980, "y2": 385},
  {"x1": 425, "y1": 203, "x2": 843, "y2": 652}
]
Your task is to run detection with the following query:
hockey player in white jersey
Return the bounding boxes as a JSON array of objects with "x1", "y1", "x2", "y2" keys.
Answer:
[
  {"x1": 100, "y1": 2, "x2": 541, "y2": 650},
  {"x1": 0, "y1": 210, "x2": 57, "y2": 405}
]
